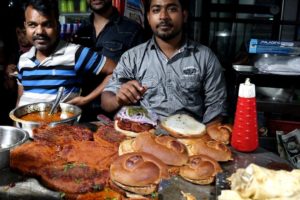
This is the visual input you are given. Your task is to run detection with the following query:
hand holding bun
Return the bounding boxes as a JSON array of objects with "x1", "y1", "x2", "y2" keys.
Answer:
[
  {"x1": 206, "y1": 123, "x2": 232, "y2": 144},
  {"x1": 110, "y1": 152, "x2": 169, "y2": 195},
  {"x1": 179, "y1": 155, "x2": 222, "y2": 185}
]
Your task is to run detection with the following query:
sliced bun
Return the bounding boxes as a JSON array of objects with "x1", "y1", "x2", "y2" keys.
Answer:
[
  {"x1": 178, "y1": 137, "x2": 232, "y2": 162},
  {"x1": 114, "y1": 120, "x2": 155, "y2": 138},
  {"x1": 112, "y1": 180, "x2": 157, "y2": 195},
  {"x1": 110, "y1": 152, "x2": 169, "y2": 195},
  {"x1": 160, "y1": 114, "x2": 206, "y2": 138},
  {"x1": 182, "y1": 175, "x2": 215, "y2": 185},
  {"x1": 179, "y1": 155, "x2": 222, "y2": 185},
  {"x1": 114, "y1": 120, "x2": 139, "y2": 137},
  {"x1": 206, "y1": 123, "x2": 232, "y2": 144}
]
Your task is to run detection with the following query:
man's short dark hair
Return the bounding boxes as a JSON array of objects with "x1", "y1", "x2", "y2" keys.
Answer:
[
  {"x1": 25, "y1": 0, "x2": 59, "y2": 22},
  {"x1": 144, "y1": 0, "x2": 189, "y2": 12}
]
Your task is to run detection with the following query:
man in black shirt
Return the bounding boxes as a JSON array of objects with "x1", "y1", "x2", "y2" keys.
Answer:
[{"x1": 73, "y1": 0, "x2": 145, "y2": 120}]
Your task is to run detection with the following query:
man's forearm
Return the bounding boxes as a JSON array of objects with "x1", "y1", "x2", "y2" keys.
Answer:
[
  {"x1": 83, "y1": 75, "x2": 112, "y2": 105},
  {"x1": 101, "y1": 91, "x2": 121, "y2": 113},
  {"x1": 16, "y1": 85, "x2": 24, "y2": 107}
]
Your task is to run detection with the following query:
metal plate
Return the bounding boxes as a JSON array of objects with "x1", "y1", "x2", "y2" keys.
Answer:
[
  {"x1": 159, "y1": 176, "x2": 215, "y2": 200},
  {"x1": 233, "y1": 65, "x2": 257, "y2": 72},
  {"x1": 0, "y1": 168, "x2": 61, "y2": 200},
  {"x1": 1, "y1": 133, "x2": 292, "y2": 200}
]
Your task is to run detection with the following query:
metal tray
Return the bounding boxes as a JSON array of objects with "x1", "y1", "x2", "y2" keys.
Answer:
[
  {"x1": 0, "y1": 168, "x2": 61, "y2": 200},
  {"x1": 233, "y1": 65, "x2": 257, "y2": 72},
  {"x1": 1, "y1": 131, "x2": 292, "y2": 200}
]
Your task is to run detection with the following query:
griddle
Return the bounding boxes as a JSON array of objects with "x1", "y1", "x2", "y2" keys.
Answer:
[{"x1": 1, "y1": 140, "x2": 292, "y2": 200}]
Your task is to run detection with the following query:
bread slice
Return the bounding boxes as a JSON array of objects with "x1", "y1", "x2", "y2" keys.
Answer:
[{"x1": 160, "y1": 114, "x2": 206, "y2": 138}]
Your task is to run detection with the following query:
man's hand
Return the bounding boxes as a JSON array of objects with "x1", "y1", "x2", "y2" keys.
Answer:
[
  {"x1": 116, "y1": 80, "x2": 147, "y2": 106},
  {"x1": 4, "y1": 64, "x2": 17, "y2": 90},
  {"x1": 67, "y1": 96, "x2": 88, "y2": 106},
  {"x1": 5, "y1": 64, "x2": 17, "y2": 75}
]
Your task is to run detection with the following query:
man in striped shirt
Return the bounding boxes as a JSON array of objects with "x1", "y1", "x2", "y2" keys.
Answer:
[{"x1": 16, "y1": 0, "x2": 116, "y2": 107}]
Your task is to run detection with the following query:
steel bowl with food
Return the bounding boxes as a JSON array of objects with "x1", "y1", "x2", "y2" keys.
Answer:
[
  {"x1": 9, "y1": 102, "x2": 82, "y2": 138},
  {"x1": 0, "y1": 126, "x2": 29, "y2": 169}
]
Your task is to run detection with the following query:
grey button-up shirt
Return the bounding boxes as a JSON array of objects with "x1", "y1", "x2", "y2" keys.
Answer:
[{"x1": 104, "y1": 37, "x2": 227, "y2": 123}]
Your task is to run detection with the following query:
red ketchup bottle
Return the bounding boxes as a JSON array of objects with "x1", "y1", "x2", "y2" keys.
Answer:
[{"x1": 231, "y1": 78, "x2": 258, "y2": 152}]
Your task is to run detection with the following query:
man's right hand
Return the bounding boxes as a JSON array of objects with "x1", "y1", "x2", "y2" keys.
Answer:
[{"x1": 116, "y1": 80, "x2": 147, "y2": 106}]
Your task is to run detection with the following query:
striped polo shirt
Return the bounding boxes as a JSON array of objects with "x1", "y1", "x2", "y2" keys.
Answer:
[{"x1": 17, "y1": 40, "x2": 106, "y2": 106}]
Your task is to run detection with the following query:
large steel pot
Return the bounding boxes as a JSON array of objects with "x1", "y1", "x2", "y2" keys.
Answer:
[
  {"x1": 9, "y1": 102, "x2": 82, "y2": 138},
  {"x1": 0, "y1": 126, "x2": 29, "y2": 169}
]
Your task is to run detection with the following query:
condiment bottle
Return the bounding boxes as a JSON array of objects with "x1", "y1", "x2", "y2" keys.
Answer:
[
  {"x1": 231, "y1": 78, "x2": 258, "y2": 152},
  {"x1": 80, "y1": 0, "x2": 87, "y2": 12},
  {"x1": 67, "y1": 0, "x2": 74, "y2": 12},
  {"x1": 60, "y1": 0, "x2": 67, "y2": 13}
]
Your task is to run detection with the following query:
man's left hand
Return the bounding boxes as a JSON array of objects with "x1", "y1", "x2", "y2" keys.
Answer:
[{"x1": 67, "y1": 96, "x2": 88, "y2": 106}]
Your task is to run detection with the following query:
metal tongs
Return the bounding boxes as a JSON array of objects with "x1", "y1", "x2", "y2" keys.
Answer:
[{"x1": 48, "y1": 86, "x2": 65, "y2": 115}]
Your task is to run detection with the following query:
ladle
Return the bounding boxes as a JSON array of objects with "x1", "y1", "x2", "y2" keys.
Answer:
[{"x1": 48, "y1": 87, "x2": 65, "y2": 115}]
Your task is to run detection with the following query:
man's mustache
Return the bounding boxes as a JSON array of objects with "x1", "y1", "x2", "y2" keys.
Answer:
[
  {"x1": 157, "y1": 21, "x2": 173, "y2": 28},
  {"x1": 32, "y1": 35, "x2": 50, "y2": 41}
]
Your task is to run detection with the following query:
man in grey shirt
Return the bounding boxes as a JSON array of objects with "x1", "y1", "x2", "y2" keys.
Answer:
[{"x1": 101, "y1": 0, "x2": 227, "y2": 124}]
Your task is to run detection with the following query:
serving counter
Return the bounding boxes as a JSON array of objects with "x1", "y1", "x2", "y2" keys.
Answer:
[{"x1": 0, "y1": 144, "x2": 291, "y2": 200}]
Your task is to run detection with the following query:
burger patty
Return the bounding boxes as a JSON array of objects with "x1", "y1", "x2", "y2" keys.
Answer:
[
  {"x1": 95, "y1": 125, "x2": 127, "y2": 144},
  {"x1": 33, "y1": 124, "x2": 94, "y2": 145},
  {"x1": 117, "y1": 119, "x2": 154, "y2": 132},
  {"x1": 39, "y1": 162, "x2": 109, "y2": 194}
]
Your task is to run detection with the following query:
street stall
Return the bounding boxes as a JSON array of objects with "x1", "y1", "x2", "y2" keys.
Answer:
[{"x1": 0, "y1": 104, "x2": 297, "y2": 200}]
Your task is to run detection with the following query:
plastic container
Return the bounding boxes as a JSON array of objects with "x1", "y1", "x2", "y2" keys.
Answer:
[{"x1": 231, "y1": 78, "x2": 259, "y2": 152}]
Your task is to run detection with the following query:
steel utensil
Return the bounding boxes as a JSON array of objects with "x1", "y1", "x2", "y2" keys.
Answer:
[{"x1": 48, "y1": 87, "x2": 65, "y2": 115}]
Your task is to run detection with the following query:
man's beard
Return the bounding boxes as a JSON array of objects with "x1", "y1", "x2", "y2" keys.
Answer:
[
  {"x1": 154, "y1": 21, "x2": 182, "y2": 41},
  {"x1": 154, "y1": 28, "x2": 182, "y2": 41},
  {"x1": 90, "y1": 1, "x2": 112, "y2": 14}
]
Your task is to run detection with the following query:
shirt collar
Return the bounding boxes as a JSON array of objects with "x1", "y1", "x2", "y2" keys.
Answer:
[
  {"x1": 149, "y1": 36, "x2": 192, "y2": 53},
  {"x1": 24, "y1": 40, "x2": 67, "y2": 60}
]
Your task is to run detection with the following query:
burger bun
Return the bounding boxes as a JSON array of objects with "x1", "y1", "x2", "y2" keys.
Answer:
[
  {"x1": 110, "y1": 152, "x2": 169, "y2": 195},
  {"x1": 160, "y1": 114, "x2": 206, "y2": 138},
  {"x1": 179, "y1": 155, "x2": 222, "y2": 185}
]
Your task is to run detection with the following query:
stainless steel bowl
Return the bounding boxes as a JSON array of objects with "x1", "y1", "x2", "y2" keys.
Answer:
[
  {"x1": 9, "y1": 102, "x2": 82, "y2": 138},
  {"x1": 0, "y1": 126, "x2": 29, "y2": 169}
]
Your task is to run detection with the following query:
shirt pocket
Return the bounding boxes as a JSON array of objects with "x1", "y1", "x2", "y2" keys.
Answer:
[
  {"x1": 179, "y1": 76, "x2": 202, "y2": 106},
  {"x1": 179, "y1": 76, "x2": 201, "y2": 92},
  {"x1": 102, "y1": 41, "x2": 123, "y2": 52}
]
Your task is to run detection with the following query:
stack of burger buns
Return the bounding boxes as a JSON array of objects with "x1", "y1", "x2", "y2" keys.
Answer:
[
  {"x1": 161, "y1": 114, "x2": 232, "y2": 162},
  {"x1": 108, "y1": 108, "x2": 233, "y2": 198},
  {"x1": 110, "y1": 152, "x2": 169, "y2": 197},
  {"x1": 206, "y1": 122, "x2": 232, "y2": 144},
  {"x1": 179, "y1": 155, "x2": 223, "y2": 185},
  {"x1": 119, "y1": 132, "x2": 189, "y2": 166}
]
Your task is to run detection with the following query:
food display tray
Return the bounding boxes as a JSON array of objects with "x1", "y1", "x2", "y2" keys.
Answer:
[{"x1": 0, "y1": 122, "x2": 292, "y2": 200}]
